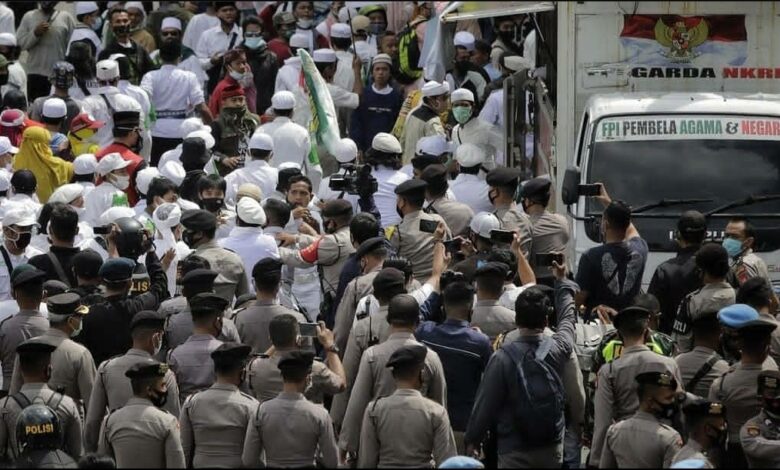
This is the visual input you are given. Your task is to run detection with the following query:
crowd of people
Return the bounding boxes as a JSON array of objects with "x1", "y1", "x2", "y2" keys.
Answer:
[{"x1": 0, "y1": 1, "x2": 776, "y2": 469}]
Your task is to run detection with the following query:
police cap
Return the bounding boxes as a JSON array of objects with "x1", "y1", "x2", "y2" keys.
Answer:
[
  {"x1": 355, "y1": 236, "x2": 387, "y2": 259},
  {"x1": 98, "y1": 257, "x2": 136, "y2": 282},
  {"x1": 613, "y1": 305, "x2": 652, "y2": 329},
  {"x1": 130, "y1": 310, "x2": 166, "y2": 331},
  {"x1": 321, "y1": 199, "x2": 353, "y2": 218},
  {"x1": 16, "y1": 338, "x2": 57, "y2": 356},
  {"x1": 386, "y1": 344, "x2": 427, "y2": 370},
  {"x1": 682, "y1": 399, "x2": 725, "y2": 419},
  {"x1": 394, "y1": 179, "x2": 428, "y2": 197},
  {"x1": 180, "y1": 268, "x2": 218, "y2": 287},
  {"x1": 46, "y1": 293, "x2": 89, "y2": 317},
  {"x1": 736, "y1": 317, "x2": 778, "y2": 336},
  {"x1": 486, "y1": 167, "x2": 521, "y2": 188},
  {"x1": 210, "y1": 342, "x2": 252, "y2": 365},
  {"x1": 520, "y1": 177, "x2": 552, "y2": 201},
  {"x1": 72, "y1": 249, "x2": 104, "y2": 279},
  {"x1": 635, "y1": 370, "x2": 677, "y2": 389},
  {"x1": 181, "y1": 209, "x2": 217, "y2": 233},
  {"x1": 190, "y1": 292, "x2": 229, "y2": 318},
  {"x1": 125, "y1": 360, "x2": 169, "y2": 379},
  {"x1": 419, "y1": 164, "x2": 448, "y2": 185},
  {"x1": 758, "y1": 370, "x2": 780, "y2": 396},
  {"x1": 10, "y1": 265, "x2": 46, "y2": 288},
  {"x1": 277, "y1": 350, "x2": 315, "y2": 374}
]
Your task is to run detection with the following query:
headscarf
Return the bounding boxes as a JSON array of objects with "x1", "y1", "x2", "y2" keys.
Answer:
[
  {"x1": 0, "y1": 109, "x2": 26, "y2": 147},
  {"x1": 13, "y1": 127, "x2": 74, "y2": 203}
]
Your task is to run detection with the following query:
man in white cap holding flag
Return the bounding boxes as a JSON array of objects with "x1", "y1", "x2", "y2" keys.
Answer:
[
  {"x1": 225, "y1": 132, "x2": 278, "y2": 207},
  {"x1": 450, "y1": 87, "x2": 503, "y2": 168},
  {"x1": 399, "y1": 80, "x2": 449, "y2": 165},
  {"x1": 275, "y1": 32, "x2": 309, "y2": 95},
  {"x1": 68, "y1": 1, "x2": 102, "y2": 57},
  {"x1": 84, "y1": 153, "x2": 132, "y2": 226}
]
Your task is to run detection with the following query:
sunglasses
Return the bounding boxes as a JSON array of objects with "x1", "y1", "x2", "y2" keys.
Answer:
[{"x1": 245, "y1": 32, "x2": 263, "y2": 38}]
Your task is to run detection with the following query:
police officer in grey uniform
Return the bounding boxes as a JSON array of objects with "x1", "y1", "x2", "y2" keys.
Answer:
[
  {"x1": 180, "y1": 342, "x2": 259, "y2": 468},
  {"x1": 388, "y1": 179, "x2": 451, "y2": 280},
  {"x1": 420, "y1": 164, "x2": 474, "y2": 237},
  {"x1": 671, "y1": 399, "x2": 726, "y2": 468},
  {"x1": 84, "y1": 310, "x2": 180, "y2": 453},
  {"x1": 675, "y1": 312, "x2": 730, "y2": 399},
  {"x1": 242, "y1": 350, "x2": 339, "y2": 468},
  {"x1": 0, "y1": 265, "x2": 49, "y2": 394},
  {"x1": 520, "y1": 177, "x2": 569, "y2": 284},
  {"x1": 600, "y1": 369, "x2": 683, "y2": 468},
  {"x1": 0, "y1": 338, "x2": 82, "y2": 462},
  {"x1": 471, "y1": 262, "x2": 516, "y2": 342},
  {"x1": 233, "y1": 258, "x2": 308, "y2": 354},
  {"x1": 158, "y1": 254, "x2": 210, "y2": 318},
  {"x1": 340, "y1": 294, "x2": 447, "y2": 462},
  {"x1": 9, "y1": 293, "x2": 96, "y2": 412},
  {"x1": 485, "y1": 167, "x2": 532, "y2": 256},
  {"x1": 359, "y1": 344, "x2": 458, "y2": 468},
  {"x1": 246, "y1": 314, "x2": 344, "y2": 404},
  {"x1": 741, "y1": 370, "x2": 780, "y2": 468},
  {"x1": 98, "y1": 361, "x2": 185, "y2": 468},
  {"x1": 168, "y1": 293, "x2": 228, "y2": 402}
]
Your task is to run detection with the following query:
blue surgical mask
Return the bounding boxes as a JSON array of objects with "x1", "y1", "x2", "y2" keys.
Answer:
[
  {"x1": 244, "y1": 37, "x2": 266, "y2": 51},
  {"x1": 92, "y1": 16, "x2": 103, "y2": 32},
  {"x1": 722, "y1": 237, "x2": 744, "y2": 258}
]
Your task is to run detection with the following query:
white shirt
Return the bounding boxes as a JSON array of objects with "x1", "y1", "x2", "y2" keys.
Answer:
[
  {"x1": 2, "y1": 62, "x2": 26, "y2": 99},
  {"x1": 274, "y1": 57, "x2": 301, "y2": 93},
  {"x1": 218, "y1": 226, "x2": 279, "y2": 291},
  {"x1": 479, "y1": 88, "x2": 503, "y2": 129},
  {"x1": 67, "y1": 24, "x2": 102, "y2": 57},
  {"x1": 0, "y1": 244, "x2": 43, "y2": 301},
  {"x1": 224, "y1": 159, "x2": 278, "y2": 206},
  {"x1": 372, "y1": 166, "x2": 410, "y2": 228},
  {"x1": 333, "y1": 50, "x2": 354, "y2": 92},
  {"x1": 195, "y1": 23, "x2": 243, "y2": 71},
  {"x1": 81, "y1": 86, "x2": 143, "y2": 148},
  {"x1": 183, "y1": 12, "x2": 220, "y2": 51},
  {"x1": 141, "y1": 64, "x2": 205, "y2": 139},
  {"x1": 450, "y1": 173, "x2": 493, "y2": 215},
  {"x1": 258, "y1": 117, "x2": 311, "y2": 169},
  {"x1": 317, "y1": 168, "x2": 360, "y2": 213},
  {"x1": 327, "y1": 83, "x2": 359, "y2": 110},
  {"x1": 75, "y1": 182, "x2": 95, "y2": 200},
  {"x1": 0, "y1": 4, "x2": 13, "y2": 35},
  {"x1": 452, "y1": 117, "x2": 505, "y2": 168},
  {"x1": 83, "y1": 182, "x2": 126, "y2": 226},
  {"x1": 0, "y1": 194, "x2": 41, "y2": 219}
]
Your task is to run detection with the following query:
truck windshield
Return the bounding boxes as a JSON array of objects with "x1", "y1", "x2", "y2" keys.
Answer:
[{"x1": 585, "y1": 114, "x2": 780, "y2": 252}]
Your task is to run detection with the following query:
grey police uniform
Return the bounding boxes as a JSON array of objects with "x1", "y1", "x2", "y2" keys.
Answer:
[
  {"x1": 358, "y1": 388, "x2": 458, "y2": 468},
  {"x1": 84, "y1": 350, "x2": 181, "y2": 452},
  {"x1": 279, "y1": 226, "x2": 356, "y2": 298},
  {"x1": 388, "y1": 210, "x2": 450, "y2": 280},
  {"x1": 599, "y1": 410, "x2": 682, "y2": 468},
  {"x1": 493, "y1": 203, "x2": 532, "y2": 256},
  {"x1": 471, "y1": 300, "x2": 516, "y2": 343},
  {"x1": 741, "y1": 410, "x2": 780, "y2": 468},
  {"x1": 0, "y1": 383, "x2": 83, "y2": 461},
  {"x1": 0, "y1": 310, "x2": 48, "y2": 391},
  {"x1": 673, "y1": 281, "x2": 735, "y2": 353},
  {"x1": 180, "y1": 383, "x2": 259, "y2": 468},
  {"x1": 165, "y1": 307, "x2": 241, "y2": 352},
  {"x1": 339, "y1": 332, "x2": 447, "y2": 455},
  {"x1": 232, "y1": 300, "x2": 307, "y2": 354},
  {"x1": 333, "y1": 268, "x2": 382, "y2": 354},
  {"x1": 193, "y1": 240, "x2": 250, "y2": 303},
  {"x1": 98, "y1": 397, "x2": 185, "y2": 468},
  {"x1": 671, "y1": 440, "x2": 715, "y2": 468},
  {"x1": 168, "y1": 335, "x2": 224, "y2": 402},
  {"x1": 241, "y1": 391, "x2": 339, "y2": 468},
  {"x1": 425, "y1": 196, "x2": 474, "y2": 237},
  {"x1": 675, "y1": 346, "x2": 730, "y2": 398},
  {"x1": 246, "y1": 349, "x2": 343, "y2": 404},
  {"x1": 528, "y1": 210, "x2": 569, "y2": 279}
]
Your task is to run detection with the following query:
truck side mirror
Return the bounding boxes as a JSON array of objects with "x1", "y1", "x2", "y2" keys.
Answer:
[{"x1": 561, "y1": 167, "x2": 582, "y2": 205}]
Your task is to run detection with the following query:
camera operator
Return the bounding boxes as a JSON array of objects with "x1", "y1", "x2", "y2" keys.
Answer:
[{"x1": 317, "y1": 138, "x2": 361, "y2": 213}]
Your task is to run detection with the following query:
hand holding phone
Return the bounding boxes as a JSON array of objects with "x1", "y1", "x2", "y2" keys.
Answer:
[
  {"x1": 443, "y1": 238, "x2": 463, "y2": 254},
  {"x1": 534, "y1": 252, "x2": 564, "y2": 266},
  {"x1": 299, "y1": 322, "x2": 319, "y2": 337},
  {"x1": 490, "y1": 229, "x2": 515, "y2": 244},
  {"x1": 578, "y1": 184, "x2": 601, "y2": 197}
]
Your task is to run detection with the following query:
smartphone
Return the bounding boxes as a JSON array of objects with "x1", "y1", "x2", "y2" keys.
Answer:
[
  {"x1": 93, "y1": 225, "x2": 112, "y2": 235},
  {"x1": 443, "y1": 238, "x2": 462, "y2": 254},
  {"x1": 535, "y1": 253, "x2": 564, "y2": 266},
  {"x1": 578, "y1": 184, "x2": 602, "y2": 197},
  {"x1": 419, "y1": 219, "x2": 439, "y2": 233},
  {"x1": 490, "y1": 229, "x2": 515, "y2": 244},
  {"x1": 299, "y1": 322, "x2": 319, "y2": 337}
]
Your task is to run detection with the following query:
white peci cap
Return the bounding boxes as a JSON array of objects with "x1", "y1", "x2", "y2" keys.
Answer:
[
  {"x1": 179, "y1": 117, "x2": 210, "y2": 138},
  {"x1": 271, "y1": 91, "x2": 295, "y2": 110},
  {"x1": 236, "y1": 197, "x2": 267, "y2": 225},
  {"x1": 470, "y1": 212, "x2": 501, "y2": 239},
  {"x1": 277, "y1": 161, "x2": 302, "y2": 171},
  {"x1": 453, "y1": 31, "x2": 475, "y2": 51},
  {"x1": 421, "y1": 80, "x2": 449, "y2": 97},
  {"x1": 96, "y1": 153, "x2": 130, "y2": 176},
  {"x1": 0, "y1": 136, "x2": 18, "y2": 155},
  {"x1": 504, "y1": 55, "x2": 532, "y2": 72},
  {"x1": 451, "y1": 88, "x2": 474, "y2": 103},
  {"x1": 152, "y1": 202, "x2": 182, "y2": 229},
  {"x1": 454, "y1": 143, "x2": 486, "y2": 168},
  {"x1": 96, "y1": 60, "x2": 120, "y2": 81},
  {"x1": 335, "y1": 138, "x2": 357, "y2": 163},
  {"x1": 186, "y1": 129, "x2": 215, "y2": 150},
  {"x1": 371, "y1": 133, "x2": 402, "y2": 154},
  {"x1": 416, "y1": 135, "x2": 450, "y2": 157},
  {"x1": 42, "y1": 97, "x2": 68, "y2": 119},
  {"x1": 312, "y1": 48, "x2": 337, "y2": 63},
  {"x1": 135, "y1": 167, "x2": 160, "y2": 195},
  {"x1": 48, "y1": 183, "x2": 84, "y2": 205},
  {"x1": 2, "y1": 208, "x2": 38, "y2": 228},
  {"x1": 73, "y1": 153, "x2": 98, "y2": 175},
  {"x1": 289, "y1": 33, "x2": 309, "y2": 49},
  {"x1": 99, "y1": 206, "x2": 136, "y2": 226},
  {"x1": 330, "y1": 23, "x2": 352, "y2": 39},
  {"x1": 0, "y1": 33, "x2": 16, "y2": 47},
  {"x1": 159, "y1": 161, "x2": 185, "y2": 186},
  {"x1": 249, "y1": 132, "x2": 273, "y2": 151},
  {"x1": 76, "y1": 2, "x2": 99, "y2": 16},
  {"x1": 161, "y1": 16, "x2": 182, "y2": 31}
]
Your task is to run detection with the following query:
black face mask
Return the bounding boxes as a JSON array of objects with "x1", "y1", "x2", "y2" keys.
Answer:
[
  {"x1": 201, "y1": 198, "x2": 223, "y2": 213},
  {"x1": 498, "y1": 30, "x2": 516, "y2": 45},
  {"x1": 113, "y1": 24, "x2": 131, "y2": 36},
  {"x1": 396, "y1": 204, "x2": 404, "y2": 220},
  {"x1": 132, "y1": 129, "x2": 143, "y2": 154},
  {"x1": 14, "y1": 232, "x2": 32, "y2": 250},
  {"x1": 765, "y1": 397, "x2": 780, "y2": 419},
  {"x1": 653, "y1": 399, "x2": 677, "y2": 420},
  {"x1": 0, "y1": 75, "x2": 8, "y2": 87},
  {"x1": 182, "y1": 230, "x2": 198, "y2": 248},
  {"x1": 149, "y1": 388, "x2": 167, "y2": 408}
]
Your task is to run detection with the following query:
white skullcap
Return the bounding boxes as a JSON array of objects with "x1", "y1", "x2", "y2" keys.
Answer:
[
  {"x1": 421, "y1": 80, "x2": 449, "y2": 97},
  {"x1": 351, "y1": 15, "x2": 369, "y2": 32},
  {"x1": 330, "y1": 23, "x2": 351, "y2": 39},
  {"x1": 48, "y1": 184, "x2": 84, "y2": 205},
  {"x1": 73, "y1": 153, "x2": 98, "y2": 175},
  {"x1": 338, "y1": 6, "x2": 358, "y2": 24},
  {"x1": 179, "y1": 117, "x2": 210, "y2": 138},
  {"x1": 76, "y1": 2, "x2": 99, "y2": 16},
  {"x1": 0, "y1": 171, "x2": 8, "y2": 192},
  {"x1": 416, "y1": 135, "x2": 450, "y2": 157},
  {"x1": 470, "y1": 212, "x2": 501, "y2": 239},
  {"x1": 107, "y1": 53, "x2": 126, "y2": 63},
  {"x1": 186, "y1": 129, "x2": 215, "y2": 150},
  {"x1": 135, "y1": 167, "x2": 160, "y2": 195},
  {"x1": 335, "y1": 138, "x2": 357, "y2": 163},
  {"x1": 124, "y1": 1, "x2": 145, "y2": 16},
  {"x1": 455, "y1": 143, "x2": 486, "y2": 167},
  {"x1": 451, "y1": 88, "x2": 474, "y2": 103},
  {"x1": 277, "y1": 161, "x2": 302, "y2": 171},
  {"x1": 96, "y1": 153, "x2": 130, "y2": 176},
  {"x1": 236, "y1": 197, "x2": 267, "y2": 226},
  {"x1": 100, "y1": 206, "x2": 136, "y2": 226},
  {"x1": 0, "y1": 33, "x2": 15, "y2": 47},
  {"x1": 453, "y1": 31, "x2": 475, "y2": 51},
  {"x1": 504, "y1": 55, "x2": 532, "y2": 72},
  {"x1": 2, "y1": 208, "x2": 37, "y2": 228},
  {"x1": 152, "y1": 202, "x2": 182, "y2": 229},
  {"x1": 313, "y1": 48, "x2": 337, "y2": 63},
  {"x1": 177, "y1": 199, "x2": 200, "y2": 211},
  {"x1": 371, "y1": 53, "x2": 392, "y2": 68},
  {"x1": 42, "y1": 98, "x2": 68, "y2": 119},
  {"x1": 0, "y1": 136, "x2": 18, "y2": 155},
  {"x1": 290, "y1": 33, "x2": 309, "y2": 49},
  {"x1": 159, "y1": 161, "x2": 185, "y2": 186},
  {"x1": 271, "y1": 91, "x2": 295, "y2": 110},
  {"x1": 161, "y1": 16, "x2": 182, "y2": 31},
  {"x1": 371, "y1": 132, "x2": 402, "y2": 154},
  {"x1": 96, "y1": 60, "x2": 120, "y2": 81},
  {"x1": 249, "y1": 133, "x2": 273, "y2": 151}
]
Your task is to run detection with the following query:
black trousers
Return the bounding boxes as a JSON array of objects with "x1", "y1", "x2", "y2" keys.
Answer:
[
  {"x1": 26, "y1": 74, "x2": 51, "y2": 103},
  {"x1": 150, "y1": 136, "x2": 182, "y2": 167}
]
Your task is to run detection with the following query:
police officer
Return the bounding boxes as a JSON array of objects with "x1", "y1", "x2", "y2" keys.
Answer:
[
  {"x1": 471, "y1": 262, "x2": 515, "y2": 342},
  {"x1": 168, "y1": 293, "x2": 228, "y2": 402},
  {"x1": 420, "y1": 164, "x2": 474, "y2": 237},
  {"x1": 180, "y1": 342, "x2": 259, "y2": 468},
  {"x1": 388, "y1": 179, "x2": 450, "y2": 280},
  {"x1": 0, "y1": 338, "x2": 82, "y2": 462},
  {"x1": 98, "y1": 361, "x2": 185, "y2": 468},
  {"x1": 242, "y1": 350, "x2": 339, "y2": 468},
  {"x1": 0, "y1": 265, "x2": 49, "y2": 393},
  {"x1": 674, "y1": 313, "x2": 730, "y2": 399},
  {"x1": 672, "y1": 399, "x2": 726, "y2": 468},
  {"x1": 600, "y1": 369, "x2": 683, "y2": 468},
  {"x1": 741, "y1": 370, "x2": 780, "y2": 468},
  {"x1": 359, "y1": 344, "x2": 458, "y2": 467},
  {"x1": 84, "y1": 310, "x2": 180, "y2": 453},
  {"x1": 9, "y1": 293, "x2": 96, "y2": 412},
  {"x1": 485, "y1": 167, "x2": 532, "y2": 256},
  {"x1": 520, "y1": 177, "x2": 569, "y2": 284},
  {"x1": 13, "y1": 404, "x2": 77, "y2": 469},
  {"x1": 724, "y1": 217, "x2": 773, "y2": 289}
]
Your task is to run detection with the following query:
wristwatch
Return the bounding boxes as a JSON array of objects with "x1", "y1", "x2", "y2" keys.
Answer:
[{"x1": 325, "y1": 343, "x2": 340, "y2": 354}]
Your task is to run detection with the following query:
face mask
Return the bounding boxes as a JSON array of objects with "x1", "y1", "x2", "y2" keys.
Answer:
[
  {"x1": 228, "y1": 69, "x2": 246, "y2": 81},
  {"x1": 201, "y1": 197, "x2": 223, "y2": 213},
  {"x1": 113, "y1": 24, "x2": 131, "y2": 36},
  {"x1": 452, "y1": 106, "x2": 472, "y2": 124},
  {"x1": 182, "y1": 230, "x2": 198, "y2": 248},
  {"x1": 69, "y1": 316, "x2": 83, "y2": 338},
  {"x1": 396, "y1": 203, "x2": 404, "y2": 220},
  {"x1": 244, "y1": 37, "x2": 266, "y2": 50},
  {"x1": 722, "y1": 237, "x2": 744, "y2": 258},
  {"x1": 368, "y1": 23, "x2": 385, "y2": 35},
  {"x1": 223, "y1": 106, "x2": 246, "y2": 120},
  {"x1": 113, "y1": 175, "x2": 130, "y2": 190},
  {"x1": 297, "y1": 18, "x2": 313, "y2": 29},
  {"x1": 149, "y1": 388, "x2": 167, "y2": 408},
  {"x1": 498, "y1": 29, "x2": 516, "y2": 44},
  {"x1": 6, "y1": 228, "x2": 32, "y2": 250},
  {"x1": 92, "y1": 15, "x2": 104, "y2": 32},
  {"x1": 653, "y1": 399, "x2": 677, "y2": 420}
]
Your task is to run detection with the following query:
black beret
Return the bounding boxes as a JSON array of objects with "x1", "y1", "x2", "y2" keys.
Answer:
[
  {"x1": 356, "y1": 236, "x2": 387, "y2": 259},
  {"x1": 16, "y1": 338, "x2": 57, "y2": 355},
  {"x1": 758, "y1": 370, "x2": 780, "y2": 394},
  {"x1": 180, "y1": 269, "x2": 219, "y2": 287},
  {"x1": 113, "y1": 110, "x2": 141, "y2": 128},
  {"x1": 486, "y1": 167, "x2": 522, "y2": 187},
  {"x1": 210, "y1": 342, "x2": 252, "y2": 364},
  {"x1": 373, "y1": 267, "x2": 406, "y2": 293},
  {"x1": 130, "y1": 310, "x2": 166, "y2": 330},
  {"x1": 419, "y1": 164, "x2": 448, "y2": 184},
  {"x1": 47, "y1": 293, "x2": 89, "y2": 317},
  {"x1": 635, "y1": 370, "x2": 677, "y2": 388},
  {"x1": 98, "y1": 257, "x2": 136, "y2": 282},
  {"x1": 520, "y1": 177, "x2": 552, "y2": 200},
  {"x1": 181, "y1": 209, "x2": 217, "y2": 232},
  {"x1": 386, "y1": 344, "x2": 427, "y2": 369},
  {"x1": 10, "y1": 265, "x2": 46, "y2": 288},
  {"x1": 125, "y1": 360, "x2": 169, "y2": 379},
  {"x1": 277, "y1": 350, "x2": 315, "y2": 373},
  {"x1": 474, "y1": 261, "x2": 508, "y2": 279},
  {"x1": 683, "y1": 399, "x2": 725, "y2": 418},
  {"x1": 736, "y1": 318, "x2": 778, "y2": 335},
  {"x1": 190, "y1": 293, "x2": 229, "y2": 318},
  {"x1": 252, "y1": 257, "x2": 283, "y2": 280},
  {"x1": 613, "y1": 305, "x2": 652, "y2": 329},
  {"x1": 394, "y1": 179, "x2": 428, "y2": 197},
  {"x1": 321, "y1": 199, "x2": 353, "y2": 218}
]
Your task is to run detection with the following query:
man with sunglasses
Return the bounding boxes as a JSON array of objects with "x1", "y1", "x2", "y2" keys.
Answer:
[{"x1": 0, "y1": 209, "x2": 42, "y2": 302}]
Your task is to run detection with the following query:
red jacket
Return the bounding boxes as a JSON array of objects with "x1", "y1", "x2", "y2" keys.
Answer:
[{"x1": 95, "y1": 143, "x2": 146, "y2": 206}]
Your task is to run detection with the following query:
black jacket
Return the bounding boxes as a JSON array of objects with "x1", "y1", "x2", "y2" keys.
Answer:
[
  {"x1": 647, "y1": 245, "x2": 702, "y2": 335},
  {"x1": 28, "y1": 246, "x2": 81, "y2": 288}
]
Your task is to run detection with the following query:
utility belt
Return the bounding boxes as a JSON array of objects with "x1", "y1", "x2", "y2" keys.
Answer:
[{"x1": 156, "y1": 109, "x2": 187, "y2": 120}]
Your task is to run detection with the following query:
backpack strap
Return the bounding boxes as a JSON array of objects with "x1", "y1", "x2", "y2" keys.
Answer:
[
  {"x1": 685, "y1": 354, "x2": 720, "y2": 392},
  {"x1": 44, "y1": 392, "x2": 64, "y2": 412},
  {"x1": 535, "y1": 336, "x2": 554, "y2": 361},
  {"x1": 8, "y1": 392, "x2": 31, "y2": 411},
  {"x1": 0, "y1": 246, "x2": 13, "y2": 278},
  {"x1": 46, "y1": 252, "x2": 71, "y2": 288}
]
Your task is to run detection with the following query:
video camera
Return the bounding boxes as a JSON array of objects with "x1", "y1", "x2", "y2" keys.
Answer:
[{"x1": 328, "y1": 164, "x2": 378, "y2": 196}]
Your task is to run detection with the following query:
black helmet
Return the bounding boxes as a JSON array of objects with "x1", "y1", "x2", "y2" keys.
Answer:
[
  {"x1": 50, "y1": 61, "x2": 75, "y2": 89},
  {"x1": 15, "y1": 404, "x2": 62, "y2": 453},
  {"x1": 114, "y1": 217, "x2": 146, "y2": 259}
]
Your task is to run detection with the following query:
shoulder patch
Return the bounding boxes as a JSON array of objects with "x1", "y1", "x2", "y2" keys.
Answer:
[
  {"x1": 384, "y1": 225, "x2": 396, "y2": 240},
  {"x1": 746, "y1": 425, "x2": 760, "y2": 437}
]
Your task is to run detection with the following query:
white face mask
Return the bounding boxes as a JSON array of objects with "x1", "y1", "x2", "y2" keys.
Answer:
[
  {"x1": 297, "y1": 18, "x2": 313, "y2": 29},
  {"x1": 228, "y1": 69, "x2": 245, "y2": 81},
  {"x1": 113, "y1": 174, "x2": 130, "y2": 190}
]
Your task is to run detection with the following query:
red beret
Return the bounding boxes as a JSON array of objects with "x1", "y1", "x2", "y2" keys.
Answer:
[{"x1": 221, "y1": 84, "x2": 245, "y2": 100}]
